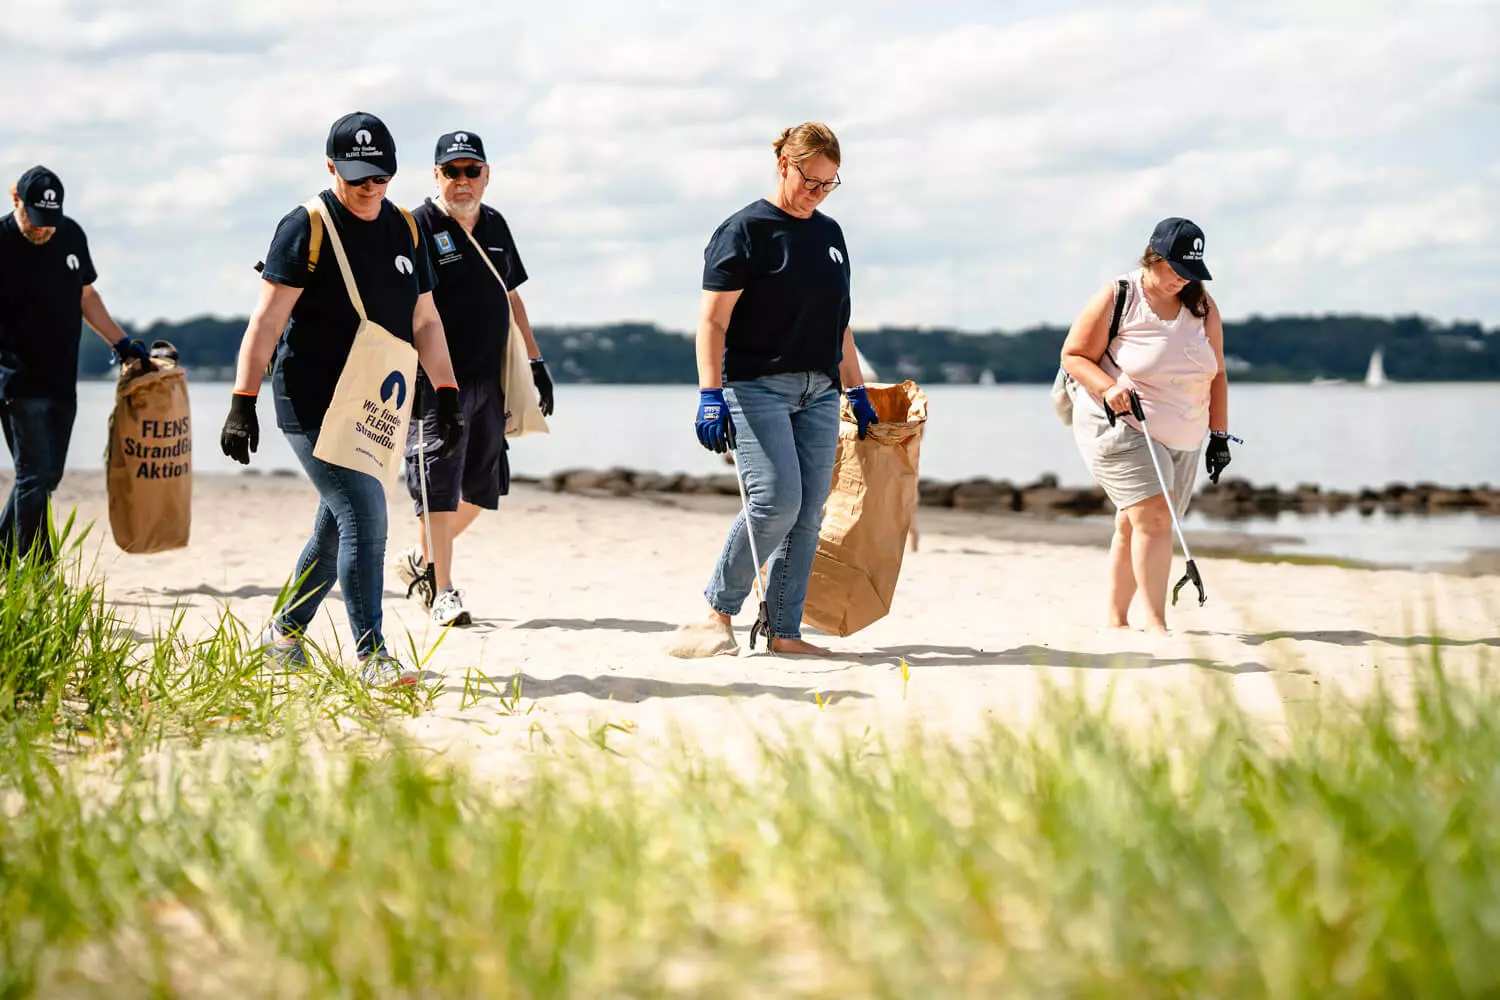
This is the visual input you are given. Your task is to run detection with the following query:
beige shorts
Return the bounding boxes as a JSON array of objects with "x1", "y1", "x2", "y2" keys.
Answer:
[{"x1": 1072, "y1": 398, "x2": 1200, "y2": 516}]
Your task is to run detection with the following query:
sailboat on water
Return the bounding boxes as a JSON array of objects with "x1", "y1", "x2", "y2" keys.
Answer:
[{"x1": 1365, "y1": 346, "x2": 1387, "y2": 388}]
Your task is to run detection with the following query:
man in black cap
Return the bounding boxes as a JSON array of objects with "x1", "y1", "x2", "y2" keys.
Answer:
[
  {"x1": 390, "y1": 129, "x2": 554, "y2": 625},
  {"x1": 0, "y1": 165, "x2": 150, "y2": 564}
]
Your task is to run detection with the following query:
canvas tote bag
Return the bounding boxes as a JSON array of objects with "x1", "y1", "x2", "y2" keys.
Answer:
[
  {"x1": 803, "y1": 381, "x2": 929, "y2": 637},
  {"x1": 433, "y1": 196, "x2": 549, "y2": 438},
  {"x1": 105, "y1": 344, "x2": 192, "y2": 554},
  {"x1": 306, "y1": 197, "x2": 419, "y2": 484}
]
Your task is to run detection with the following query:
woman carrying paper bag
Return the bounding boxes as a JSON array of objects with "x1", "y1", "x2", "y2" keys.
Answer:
[{"x1": 219, "y1": 111, "x2": 463, "y2": 687}]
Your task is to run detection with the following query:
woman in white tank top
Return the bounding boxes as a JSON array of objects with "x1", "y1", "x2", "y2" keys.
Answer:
[{"x1": 1060, "y1": 218, "x2": 1236, "y2": 633}]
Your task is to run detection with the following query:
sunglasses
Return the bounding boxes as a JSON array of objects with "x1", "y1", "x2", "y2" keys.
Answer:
[
  {"x1": 441, "y1": 163, "x2": 484, "y2": 179},
  {"x1": 353, "y1": 175, "x2": 391, "y2": 188}
]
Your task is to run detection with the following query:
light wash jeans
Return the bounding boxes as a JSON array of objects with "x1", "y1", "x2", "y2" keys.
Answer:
[
  {"x1": 276, "y1": 424, "x2": 390, "y2": 658},
  {"x1": 705, "y1": 372, "x2": 840, "y2": 640}
]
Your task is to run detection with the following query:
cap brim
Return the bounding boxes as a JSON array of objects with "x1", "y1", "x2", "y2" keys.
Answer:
[
  {"x1": 1168, "y1": 258, "x2": 1212, "y2": 282},
  {"x1": 333, "y1": 159, "x2": 394, "y2": 181},
  {"x1": 435, "y1": 150, "x2": 485, "y2": 165},
  {"x1": 23, "y1": 204, "x2": 62, "y2": 227}
]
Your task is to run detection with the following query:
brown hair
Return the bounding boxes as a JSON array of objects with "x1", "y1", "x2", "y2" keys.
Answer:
[
  {"x1": 1140, "y1": 247, "x2": 1210, "y2": 318},
  {"x1": 773, "y1": 122, "x2": 841, "y2": 167}
]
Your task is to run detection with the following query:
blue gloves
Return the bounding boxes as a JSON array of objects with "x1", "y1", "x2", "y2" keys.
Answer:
[
  {"x1": 695, "y1": 388, "x2": 735, "y2": 453},
  {"x1": 112, "y1": 336, "x2": 151, "y2": 365},
  {"x1": 846, "y1": 386, "x2": 879, "y2": 440}
]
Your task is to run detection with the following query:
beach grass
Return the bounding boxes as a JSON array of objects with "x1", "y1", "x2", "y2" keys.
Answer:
[{"x1": 3, "y1": 530, "x2": 1500, "y2": 996}]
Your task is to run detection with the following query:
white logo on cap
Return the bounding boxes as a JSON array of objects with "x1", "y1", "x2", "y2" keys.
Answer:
[
  {"x1": 394, "y1": 255, "x2": 414, "y2": 275},
  {"x1": 355, "y1": 129, "x2": 373, "y2": 145},
  {"x1": 455, "y1": 132, "x2": 468, "y2": 143},
  {"x1": 65, "y1": 253, "x2": 79, "y2": 270},
  {"x1": 43, "y1": 189, "x2": 56, "y2": 202},
  {"x1": 1193, "y1": 237, "x2": 1203, "y2": 252},
  {"x1": 828, "y1": 246, "x2": 844, "y2": 264}
]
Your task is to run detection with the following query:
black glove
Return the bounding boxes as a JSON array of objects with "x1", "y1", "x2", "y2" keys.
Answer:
[
  {"x1": 435, "y1": 385, "x2": 465, "y2": 460},
  {"x1": 530, "y1": 358, "x2": 554, "y2": 416},
  {"x1": 1206, "y1": 435, "x2": 1232, "y2": 484},
  {"x1": 112, "y1": 336, "x2": 151, "y2": 365},
  {"x1": 220, "y1": 392, "x2": 259, "y2": 465}
]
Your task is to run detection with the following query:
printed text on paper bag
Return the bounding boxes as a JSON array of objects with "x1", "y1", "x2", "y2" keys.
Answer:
[
  {"x1": 126, "y1": 416, "x2": 192, "y2": 479},
  {"x1": 357, "y1": 398, "x2": 401, "y2": 452}
]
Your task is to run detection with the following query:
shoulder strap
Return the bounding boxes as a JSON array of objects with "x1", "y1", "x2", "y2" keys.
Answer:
[
  {"x1": 1108, "y1": 278, "x2": 1129, "y2": 342},
  {"x1": 397, "y1": 206, "x2": 419, "y2": 250},
  {"x1": 302, "y1": 196, "x2": 366, "y2": 320},
  {"x1": 305, "y1": 205, "x2": 323, "y2": 273},
  {"x1": 432, "y1": 197, "x2": 508, "y2": 294}
]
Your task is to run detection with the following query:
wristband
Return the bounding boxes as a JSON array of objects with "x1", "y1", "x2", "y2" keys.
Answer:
[
  {"x1": 232, "y1": 390, "x2": 258, "y2": 399},
  {"x1": 1210, "y1": 430, "x2": 1243, "y2": 444},
  {"x1": 529, "y1": 356, "x2": 545, "y2": 364}
]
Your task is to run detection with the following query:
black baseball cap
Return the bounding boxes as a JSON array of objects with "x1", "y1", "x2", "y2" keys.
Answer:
[
  {"x1": 1149, "y1": 217, "x2": 1212, "y2": 282},
  {"x1": 435, "y1": 130, "x2": 486, "y2": 165},
  {"x1": 16, "y1": 166, "x2": 64, "y2": 227},
  {"x1": 326, "y1": 111, "x2": 398, "y2": 181}
]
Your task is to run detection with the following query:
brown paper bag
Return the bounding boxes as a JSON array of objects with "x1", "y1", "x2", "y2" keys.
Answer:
[
  {"x1": 803, "y1": 381, "x2": 928, "y2": 636},
  {"x1": 106, "y1": 347, "x2": 191, "y2": 554}
]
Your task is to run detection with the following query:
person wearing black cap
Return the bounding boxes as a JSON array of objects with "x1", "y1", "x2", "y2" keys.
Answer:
[
  {"x1": 1060, "y1": 217, "x2": 1234, "y2": 633},
  {"x1": 218, "y1": 112, "x2": 463, "y2": 686},
  {"x1": 388, "y1": 129, "x2": 553, "y2": 626},
  {"x1": 0, "y1": 166, "x2": 151, "y2": 565}
]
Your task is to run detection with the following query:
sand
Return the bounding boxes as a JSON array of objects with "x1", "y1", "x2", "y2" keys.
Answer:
[{"x1": 24, "y1": 470, "x2": 1500, "y2": 768}]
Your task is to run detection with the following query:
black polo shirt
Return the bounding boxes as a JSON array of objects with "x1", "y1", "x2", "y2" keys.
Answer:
[
  {"x1": 702, "y1": 198, "x2": 851, "y2": 387},
  {"x1": 261, "y1": 190, "x2": 436, "y2": 431},
  {"x1": 0, "y1": 213, "x2": 98, "y2": 399},
  {"x1": 412, "y1": 198, "x2": 527, "y2": 387}
]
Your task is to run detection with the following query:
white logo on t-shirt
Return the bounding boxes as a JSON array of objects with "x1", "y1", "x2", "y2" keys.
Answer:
[
  {"x1": 828, "y1": 246, "x2": 844, "y2": 264},
  {"x1": 394, "y1": 255, "x2": 414, "y2": 275},
  {"x1": 65, "y1": 253, "x2": 80, "y2": 271}
]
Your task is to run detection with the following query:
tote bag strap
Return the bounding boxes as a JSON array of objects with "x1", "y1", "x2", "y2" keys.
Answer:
[
  {"x1": 302, "y1": 196, "x2": 367, "y2": 321},
  {"x1": 433, "y1": 196, "x2": 509, "y2": 295}
]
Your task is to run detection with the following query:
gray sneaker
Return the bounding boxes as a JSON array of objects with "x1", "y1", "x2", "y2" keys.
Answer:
[
  {"x1": 260, "y1": 625, "x2": 308, "y2": 671},
  {"x1": 359, "y1": 651, "x2": 418, "y2": 688},
  {"x1": 431, "y1": 588, "x2": 472, "y2": 627},
  {"x1": 391, "y1": 546, "x2": 433, "y2": 609}
]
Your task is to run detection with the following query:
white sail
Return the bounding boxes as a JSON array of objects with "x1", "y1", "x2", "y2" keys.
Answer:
[{"x1": 1365, "y1": 347, "x2": 1387, "y2": 388}]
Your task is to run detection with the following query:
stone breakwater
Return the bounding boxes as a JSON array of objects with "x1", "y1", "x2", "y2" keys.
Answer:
[{"x1": 523, "y1": 468, "x2": 1500, "y2": 519}]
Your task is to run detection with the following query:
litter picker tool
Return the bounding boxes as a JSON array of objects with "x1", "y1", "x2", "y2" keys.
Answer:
[
  {"x1": 730, "y1": 447, "x2": 773, "y2": 650},
  {"x1": 1105, "y1": 389, "x2": 1207, "y2": 606},
  {"x1": 410, "y1": 380, "x2": 439, "y2": 607}
]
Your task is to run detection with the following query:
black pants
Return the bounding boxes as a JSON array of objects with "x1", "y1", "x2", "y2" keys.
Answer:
[{"x1": 0, "y1": 394, "x2": 76, "y2": 563}]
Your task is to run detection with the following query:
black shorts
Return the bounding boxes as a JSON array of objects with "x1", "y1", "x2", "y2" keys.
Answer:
[{"x1": 403, "y1": 379, "x2": 510, "y2": 515}]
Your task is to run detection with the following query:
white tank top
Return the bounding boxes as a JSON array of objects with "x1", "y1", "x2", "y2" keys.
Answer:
[{"x1": 1098, "y1": 269, "x2": 1217, "y2": 450}]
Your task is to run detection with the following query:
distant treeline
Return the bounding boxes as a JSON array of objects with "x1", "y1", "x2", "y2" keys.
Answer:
[{"x1": 82, "y1": 314, "x2": 1499, "y2": 384}]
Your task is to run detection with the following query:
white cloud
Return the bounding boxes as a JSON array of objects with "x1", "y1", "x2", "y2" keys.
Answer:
[{"x1": 0, "y1": 0, "x2": 1495, "y2": 330}]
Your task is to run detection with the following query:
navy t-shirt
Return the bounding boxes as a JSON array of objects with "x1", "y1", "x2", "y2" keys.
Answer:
[
  {"x1": 0, "y1": 213, "x2": 98, "y2": 399},
  {"x1": 413, "y1": 198, "x2": 527, "y2": 387},
  {"x1": 702, "y1": 199, "x2": 851, "y2": 386},
  {"x1": 261, "y1": 190, "x2": 436, "y2": 431}
]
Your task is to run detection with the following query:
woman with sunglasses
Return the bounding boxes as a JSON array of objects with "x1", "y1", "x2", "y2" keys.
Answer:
[
  {"x1": 669, "y1": 121, "x2": 878, "y2": 659},
  {"x1": 219, "y1": 111, "x2": 462, "y2": 686}
]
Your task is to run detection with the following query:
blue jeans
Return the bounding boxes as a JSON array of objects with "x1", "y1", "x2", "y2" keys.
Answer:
[
  {"x1": 0, "y1": 395, "x2": 76, "y2": 563},
  {"x1": 705, "y1": 372, "x2": 840, "y2": 640},
  {"x1": 277, "y1": 426, "x2": 389, "y2": 658}
]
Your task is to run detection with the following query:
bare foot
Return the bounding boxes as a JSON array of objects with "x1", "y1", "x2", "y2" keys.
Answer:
[
  {"x1": 769, "y1": 637, "x2": 836, "y2": 658},
  {"x1": 1143, "y1": 621, "x2": 1172, "y2": 636},
  {"x1": 1107, "y1": 618, "x2": 1131, "y2": 630}
]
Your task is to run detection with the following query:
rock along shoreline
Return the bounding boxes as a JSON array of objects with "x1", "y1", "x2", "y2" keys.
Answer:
[{"x1": 520, "y1": 468, "x2": 1500, "y2": 520}]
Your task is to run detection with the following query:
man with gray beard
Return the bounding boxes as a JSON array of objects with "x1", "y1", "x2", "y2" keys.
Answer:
[{"x1": 393, "y1": 131, "x2": 554, "y2": 625}]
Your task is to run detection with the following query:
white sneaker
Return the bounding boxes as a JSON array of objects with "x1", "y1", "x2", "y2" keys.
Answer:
[
  {"x1": 431, "y1": 588, "x2": 472, "y2": 627},
  {"x1": 390, "y1": 546, "x2": 433, "y2": 609},
  {"x1": 358, "y1": 651, "x2": 418, "y2": 688},
  {"x1": 259, "y1": 624, "x2": 308, "y2": 671}
]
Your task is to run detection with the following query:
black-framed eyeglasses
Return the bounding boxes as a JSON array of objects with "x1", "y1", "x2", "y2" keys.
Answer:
[
  {"x1": 793, "y1": 163, "x2": 841, "y2": 193},
  {"x1": 353, "y1": 175, "x2": 391, "y2": 188},
  {"x1": 441, "y1": 163, "x2": 484, "y2": 179}
]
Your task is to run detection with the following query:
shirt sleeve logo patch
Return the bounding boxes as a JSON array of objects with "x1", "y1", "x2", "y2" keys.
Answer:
[
  {"x1": 65, "y1": 253, "x2": 80, "y2": 271},
  {"x1": 394, "y1": 255, "x2": 414, "y2": 275},
  {"x1": 435, "y1": 231, "x2": 455, "y2": 254},
  {"x1": 828, "y1": 246, "x2": 844, "y2": 264}
]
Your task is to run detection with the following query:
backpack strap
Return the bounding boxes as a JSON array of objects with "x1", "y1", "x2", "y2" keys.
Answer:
[
  {"x1": 305, "y1": 204, "x2": 324, "y2": 273},
  {"x1": 1102, "y1": 277, "x2": 1130, "y2": 368},
  {"x1": 397, "y1": 205, "x2": 419, "y2": 251}
]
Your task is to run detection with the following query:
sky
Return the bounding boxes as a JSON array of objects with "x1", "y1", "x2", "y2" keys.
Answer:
[{"x1": 1, "y1": 0, "x2": 1496, "y2": 333}]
